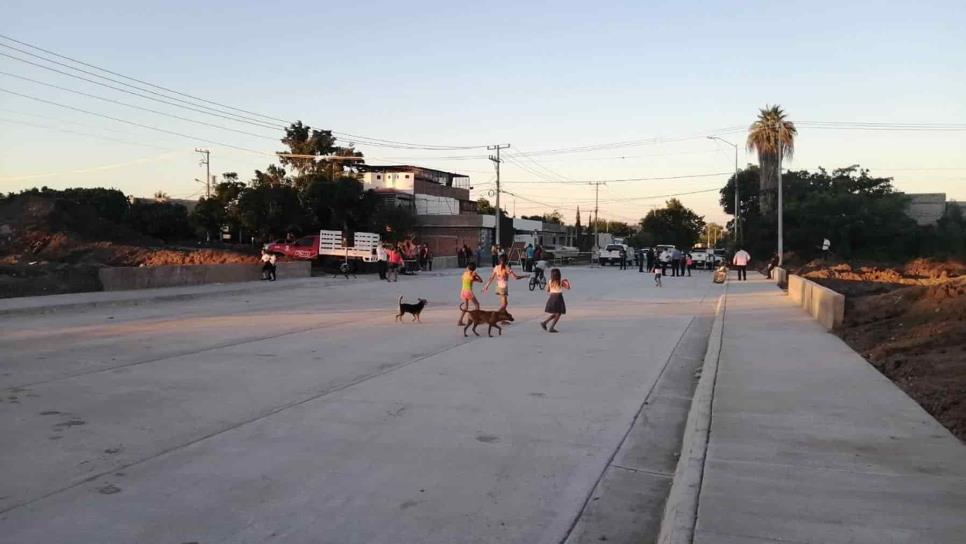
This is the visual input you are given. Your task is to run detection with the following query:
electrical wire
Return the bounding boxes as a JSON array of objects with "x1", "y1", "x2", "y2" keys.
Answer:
[
  {"x1": 0, "y1": 150, "x2": 187, "y2": 182},
  {"x1": 0, "y1": 87, "x2": 272, "y2": 156},
  {"x1": 0, "y1": 35, "x2": 488, "y2": 151},
  {"x1": 0, "y1": 70, "x2": 281, "y2": 141},
  {"x1": 502, "y1": 171, "x2": 732, "y2": 184},
  {"x1": 0, "y1": 116, "x2": 175, "y2": 151}
]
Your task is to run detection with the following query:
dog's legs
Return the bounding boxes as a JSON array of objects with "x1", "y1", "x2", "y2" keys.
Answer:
[
  {"x1": 463, "y1": 321, "x2": 472, "y2": 337},
  {"x1": 471, "y1": 322, "x2": 480, "y2": 336}
]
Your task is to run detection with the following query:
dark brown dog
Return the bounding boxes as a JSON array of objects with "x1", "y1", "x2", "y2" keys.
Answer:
[
  {"x1": 396, "y1": 296, "x2": 428, "y2": 322},
  {"x1": 463, "y1": 309, "x2": 514, "y2": 337}
]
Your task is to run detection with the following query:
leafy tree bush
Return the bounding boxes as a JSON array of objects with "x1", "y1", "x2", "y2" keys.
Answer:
[
  {"x1": 126, "y1": 200, "x2": 193, "y2": 241},
  {"x1": 720, "y1": 165, "x2": 918, "y2": 261},
  {"x1": 638, "y1": 198, "x2": 706, "y2": 249}
]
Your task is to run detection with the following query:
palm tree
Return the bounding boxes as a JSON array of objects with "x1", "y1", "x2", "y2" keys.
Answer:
[{"x1": 747, "y1": 105, "x2": 796, "y2": 215}]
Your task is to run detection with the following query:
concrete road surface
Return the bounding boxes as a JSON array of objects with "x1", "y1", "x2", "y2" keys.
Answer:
[{"x1": 0, "y1": 266, "x2": 719, "y2": 543}]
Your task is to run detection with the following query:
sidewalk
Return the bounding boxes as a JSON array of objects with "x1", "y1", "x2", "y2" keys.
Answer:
[{"x1": 693, "y1": 277, "x2": 966, "y2": 543}]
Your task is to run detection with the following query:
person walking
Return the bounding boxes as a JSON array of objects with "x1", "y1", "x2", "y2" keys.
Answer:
[
  {"x1": 376, "y1": 244, "x2": 388, "y2": 280},
  {"x1": 646, "y1": 248, "x2": 655, "y2": 273},
  {"x1": 483, "y1": 254, "x2": 529, "y2": 312},
  {"x1": 540, "y1": 268, "x2": 571, "y2": 333},
  {"x1": 457, "y1": 262, "x2": 483, "y2": 326},
  {"x1": 733, "y1": 247, "x2": 751, "y2": 281},
  {"x1": 387, "y1": 245, "x2": 404, "y2": 282},
  {"x1": 260, "y1": 250, "x2": 277, "y2": 281}
]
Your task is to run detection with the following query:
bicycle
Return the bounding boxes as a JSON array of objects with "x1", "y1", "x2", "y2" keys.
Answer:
[{"x1": 529, "y1": 270, "x2": 547, "y2": 291}]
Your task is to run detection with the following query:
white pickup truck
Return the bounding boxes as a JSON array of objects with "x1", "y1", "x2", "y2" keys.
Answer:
[
  {"x1": 691, "y1": 248, "x2": 724, "y2": 269},
  {"x1": 598, "y1": 243, "x2": 630, "y2": 266}
]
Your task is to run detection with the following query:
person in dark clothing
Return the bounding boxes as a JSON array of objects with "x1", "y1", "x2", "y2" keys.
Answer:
[
  {"x1": 619, "y1": 248, "x2": 627, "y2": 270},
  {"x1": 766, "y1": 253, "x2": 780, "y2": 279},
  {"x1": 638, "y1": 249, "x2": 644, "y2": 272},
  {"x1": 646, "y1": 248, "x2": 655, "y2": 273},
  {"x1": 457, "y1": 245, "x2": 465, "y2": 268}
]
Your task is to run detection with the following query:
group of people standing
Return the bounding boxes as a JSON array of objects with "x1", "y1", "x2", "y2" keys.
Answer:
[
  {"x1": 376, "y1": 240, "x2": 433, "y2": 282},
  {"x1": 637, "y1": 248, "x2": 693, "y2": 277}
]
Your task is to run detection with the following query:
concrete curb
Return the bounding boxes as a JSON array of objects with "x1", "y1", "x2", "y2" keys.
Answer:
[
  {"x1": 655, "y1": 290, "x2": 727, "y2": 544},
  {"x1": 0, "y1": 275, "x2": 377, "y2": 318}
]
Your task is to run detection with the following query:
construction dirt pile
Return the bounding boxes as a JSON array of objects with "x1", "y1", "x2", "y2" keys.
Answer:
[
  {"x1": 0, "y1": 195, "x2": 258, "y2": 298},
  {"x1": 802, "y1": 260, "x2": 966, "y2": 441}
]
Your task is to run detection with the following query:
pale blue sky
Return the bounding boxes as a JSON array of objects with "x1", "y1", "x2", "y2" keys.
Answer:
[{"x1": 1, "y1": 0, "x2": 964, "y2": 224}]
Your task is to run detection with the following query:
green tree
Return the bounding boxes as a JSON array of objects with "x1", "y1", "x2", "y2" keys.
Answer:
[
  {"x1": 236, "y1": 184, "x2": 306, "y2": 242},
  {"x1": 302, "y1": 174, "x2": 380, "y2": 231},
  {"x1": 638, "y1": 199, "x2": 706, "y2": 249},
  {"x1": 747, "y1": 105, "x2": 796, "y2": 215},
  {"x1": 370, "y1": 204, "x2": 420, "y2": 243},
  {"x1": 477, "y1": 197, "x2": 495, "y2": 214},
  {"x1": 126, "y1": 200, "x2": 193, "y2": 241},
  {"x1": 190, "y1": 174, "x2": 246, "y2": 240},
  {"x1": 278, "y1": 121, "x2": 363, "y2": 184},
  {"x1": 721, "y1": 165, "x2": 917, "y2": 261}
]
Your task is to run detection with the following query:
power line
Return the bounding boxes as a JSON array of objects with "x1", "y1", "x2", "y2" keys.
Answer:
[
  {"x1": 0, "y1": 70, "x2": 281, "y2": 141},
  {"x1": 502, "y1": 171, "x2": 732, "y2": 184},
  {"x1": 0, "y1": 116, "x2": 175, "y2": 151},
  {"x1": 0, "y1": 35, "x2": 488, "y2": 151},
  {"x1": 0, "y1": 87, "x2": 271, "y2": 156},
  {"x1": 0, "y1": 46, "x2": 284, "y2": 130},
  {"x1": 0, "y1": 150, "x2": 186, "y2": 182}
]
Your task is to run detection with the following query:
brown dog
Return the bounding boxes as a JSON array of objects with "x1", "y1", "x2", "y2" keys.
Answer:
[{"x1": 463, "y1": 309, "x2": 514, "y2": 337}]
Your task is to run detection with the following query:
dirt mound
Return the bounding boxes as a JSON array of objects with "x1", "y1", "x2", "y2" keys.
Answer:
[
  {"x1": 0, "y1": 194, "x2": 260, "y2": 298},
  {"x1": 837, "y1": 276, "x2": 966, "y2": 440}
]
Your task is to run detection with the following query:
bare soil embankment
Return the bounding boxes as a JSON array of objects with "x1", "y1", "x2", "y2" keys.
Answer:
[
  {"x1": 0, "y1": 196, "x2": 258, "y2": 298},
  {"x1": 799, "y1": 259, "x2": 966, "y2": 440}
]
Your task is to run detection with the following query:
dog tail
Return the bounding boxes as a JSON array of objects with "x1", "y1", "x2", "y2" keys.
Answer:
[
  {"x1": 399, "y1": 295, "x2": 404, "y2": 305},
  {"x1": 459, "y1": 300, "x2": 467, "y2": 312}
]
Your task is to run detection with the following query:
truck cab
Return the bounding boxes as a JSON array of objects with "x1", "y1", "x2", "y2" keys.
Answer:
[{"x1": 265, "y1": 235, "x2": 320, "y2": 260}]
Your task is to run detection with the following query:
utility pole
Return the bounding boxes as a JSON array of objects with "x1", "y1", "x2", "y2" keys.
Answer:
[
  {"x1": 590, "y1": 181, "x2": 605, "y2": 248},
  {"x1": 195, "y1": 148, "x2": 211, "y2": 198},
  {"x1": 488, "y1": 144, "x2": 510, "y2": 248}
]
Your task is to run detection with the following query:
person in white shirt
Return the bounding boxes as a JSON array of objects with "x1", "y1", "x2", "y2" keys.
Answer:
[
  {"x1": 260, "y1": 250, "x2": 277, "y2": 281},
  {"x1": 732, "y1": 248, "x2": 751, "y2": 281}
]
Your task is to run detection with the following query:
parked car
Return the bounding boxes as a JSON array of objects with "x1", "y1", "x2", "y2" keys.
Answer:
[
  {"x1": 691, "y1": 248, "x2": 723, "y2": 269},
  {"x1": 599, "y1": 243, "x2": 631, "y2": 266},
  {"x1": 543, "y1": 245, "x2": 579, "y2": 261},
  {"x1": 265, "y1": 235, "x2": 320, "y2": 260}
]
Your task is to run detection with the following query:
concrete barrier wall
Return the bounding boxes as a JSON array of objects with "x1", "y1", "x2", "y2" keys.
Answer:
[
  {"x1": 98, "y1": 261, "x2": 311, "y2": 291},
  {"x1": 787, "y1": 274, "x2": 845, "y2": 330},
  {"x1": 773, "y1": 266, "x2": 788, "y2": 287},
  {"x1": 432, "y1": 256, "x2": 459, "y2": 269}
]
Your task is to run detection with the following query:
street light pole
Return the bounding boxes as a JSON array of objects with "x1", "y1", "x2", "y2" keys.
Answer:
[
  {"x1": 777, "y1": 125, "x2": 784, "y2": 266},
  {"x1": 707, "y1": 136, "x2": 740, "y2": 243}
]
